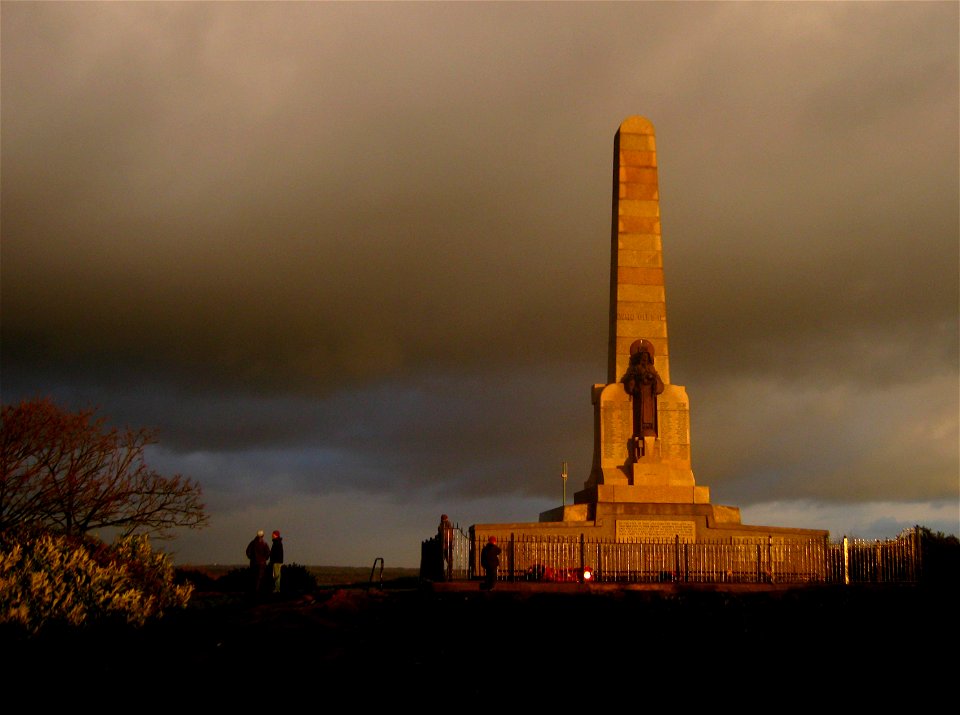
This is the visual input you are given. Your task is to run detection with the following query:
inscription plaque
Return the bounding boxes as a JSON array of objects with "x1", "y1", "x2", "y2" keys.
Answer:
[
  {"x1": 657, "y1": 406, "x2": 689, "y2": 447},
  {"x1": 616, "y1": 519, "x2": 696, "y2": 542},
  {"x1": 601, "y1": 402, "x2": 631, "y2": 461}
]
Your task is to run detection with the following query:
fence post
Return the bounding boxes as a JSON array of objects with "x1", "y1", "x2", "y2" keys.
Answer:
[
  {"x1": 767, "y1": 536, "x2": 773, "y2": 584},
  {"x1": 842, "y1": 536, "x2": 850, "y2": 585},
  {"x1": 875, "y1": 540, "x2": 882, "y2": 583},
  {"x1": 579, "y1": 533, "x2": 586, "y2": 576},
  {"x1": 509, "y1": 533, "x2": 515, "y2": 582},
  {"x1": 914, "y1": 525, "x2": 922, "y2": 583},
  {"x1": 823, "y1": 534, "x2": 830, "y2": 583},
  {"x1": 674, "y1": 535, "x2": 680, "y2": 580}
]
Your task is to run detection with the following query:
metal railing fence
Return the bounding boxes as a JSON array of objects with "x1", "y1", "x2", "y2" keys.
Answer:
[
  {"x1": 421, "y1": 524, "x2": 473, "y2": 582},
  {"x1": 422, "y1": 528, "x2": 926, "y2": 585}
]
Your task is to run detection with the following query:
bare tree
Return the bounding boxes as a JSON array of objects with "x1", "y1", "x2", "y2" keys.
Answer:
[{"x1": 1, "y1": 398, "x2": 208, "y2": 538}]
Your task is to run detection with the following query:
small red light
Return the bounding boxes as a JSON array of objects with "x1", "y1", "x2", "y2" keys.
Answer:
[{"x1": 582, "y1": 567, "x2": 593, "y2": 581}]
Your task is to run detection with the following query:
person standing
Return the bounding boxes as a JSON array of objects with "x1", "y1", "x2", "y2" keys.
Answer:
[
  {"x1": 269, "y1": 530, "x2": 284, "y2": 594},
  {"x1": 438, "y1": 514, "x2": 454, "y2": 581},
  {"x1": 245, "y1": 529, "x2": 270, "y2": 596},
  {"x1": 480, "y1": 535, "x2": 501, "y2": 590}
]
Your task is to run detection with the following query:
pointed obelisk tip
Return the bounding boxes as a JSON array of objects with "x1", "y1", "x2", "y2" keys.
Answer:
[{"x1": 619, "y1": 116, "x2": 655, "y2": 135}]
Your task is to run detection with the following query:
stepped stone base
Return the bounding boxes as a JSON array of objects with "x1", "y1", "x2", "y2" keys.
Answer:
[
  {"x1": 573, "y1": 484, "x2": 712, "y2": 506},
  {"x1": 470, "y1": 499, "x2": 827, "y2": 545}
]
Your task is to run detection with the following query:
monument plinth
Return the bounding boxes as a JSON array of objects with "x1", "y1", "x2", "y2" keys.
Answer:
[{"x1": 473, "y1": 117, "x2": 826, "y2": 545}]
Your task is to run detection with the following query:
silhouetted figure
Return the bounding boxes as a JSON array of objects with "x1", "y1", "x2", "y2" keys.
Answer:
[
  {"x1": 269, "y1": 530, "x2": 284, "y2": 594},
  {"x1": 480, "y1": 535, "x2": 501, "y2": 590},
  {"x1": 245, "y1": 529, "x2": 270, "y2": 596},
  {"x1": 438, "y1": 514, "x2": 454, "y2": 580}
]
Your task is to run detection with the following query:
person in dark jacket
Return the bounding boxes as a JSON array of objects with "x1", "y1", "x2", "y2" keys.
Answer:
[
  {"x1": 480, "y1": 535, "x2": 501, "y2": 590},
  {"x1": 269, "y1": 530, "x2": 284, "y2": 594},
  {"x1": 245, "y1": 529, "x2": 271, "y2": 596}
]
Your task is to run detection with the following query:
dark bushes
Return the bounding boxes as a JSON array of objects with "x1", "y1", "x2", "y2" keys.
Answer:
[{"x1": 175, "y1": 562, "x2": 317, "y2": 594}]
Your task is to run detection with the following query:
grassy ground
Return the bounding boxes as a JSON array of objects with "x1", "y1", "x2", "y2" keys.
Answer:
[
  {"x1": 179, "y1": 563, "x2": 421, "y2": 587},
  {"x1": 7, "y1": 574, "x2": 955, "y2": 705}
]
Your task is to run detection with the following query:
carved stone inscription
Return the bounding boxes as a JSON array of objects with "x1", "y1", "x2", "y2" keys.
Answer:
[
  {"x1": 655, "y1": 386, "x2": 691, "y2": 465},
  {"x1": 615, "y1": 306, "x2": 666, "y2": 322},
  {"x1": 601, "y1": 401, "x2": 631, "y2": 462},
  {"x1": 616, "y1": 519, "x2": 696, "y2": 542},
  {"x1": 657, "y1": 405, "x2": 689, "y2": 454}
]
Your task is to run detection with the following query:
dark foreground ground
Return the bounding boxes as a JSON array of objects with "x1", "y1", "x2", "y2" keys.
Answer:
[{"x1": 6, "y1": 578, "x2": 956, "y2": 706}]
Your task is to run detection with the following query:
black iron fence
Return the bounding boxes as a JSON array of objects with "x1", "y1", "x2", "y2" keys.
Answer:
[
  {"x1": 420, "y1": 523, "x2": 473, "y2": 582},
  {"x1": 421, "y1": 527, "x2": 927, "y2": 585}
]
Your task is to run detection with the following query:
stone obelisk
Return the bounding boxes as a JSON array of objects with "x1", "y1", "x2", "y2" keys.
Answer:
[
  {"x1": 608, "y1": 116, "x2": 671, "y2": 387},
  {"x1": 581, "y1": 116, "x2": 705, "y2": 503},
  {"x1": 472, "y1": 116, "x2": 828, "y2": 547}
]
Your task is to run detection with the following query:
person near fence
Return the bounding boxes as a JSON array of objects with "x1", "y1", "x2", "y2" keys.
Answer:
[
  {"x1": 245, "y1": 529, "x2": 271, "y2": 596},
  {"x1": 438, "y1": 514, "x2": 454, "y2": 580},
  {"x1": 269, "y1": 530, "x2": 284, "y2": 594},
  {"x1": 480, "y1": 535, "x2": 501, "y2": 590}
]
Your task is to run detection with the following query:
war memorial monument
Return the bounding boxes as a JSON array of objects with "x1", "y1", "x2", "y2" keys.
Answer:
[{"x1": 470, "y1": 117, "x2": 828, "y2": 560}]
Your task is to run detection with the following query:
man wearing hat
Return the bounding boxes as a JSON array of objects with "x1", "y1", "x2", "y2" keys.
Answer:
[
  {"x1": 269, "y1": 530, "x2": 284, "y2": 594},
  {"x1": 245, "y1": 529, "x2": 270, "y2": 596}
]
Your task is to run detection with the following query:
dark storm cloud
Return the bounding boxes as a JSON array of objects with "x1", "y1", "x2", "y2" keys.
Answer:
[
  {"x1": 3, "y1": 2, "x2": 614, "y2": 395},
  {"x1": 2, "y1": 2, "x2": 957, "y2": 563}
]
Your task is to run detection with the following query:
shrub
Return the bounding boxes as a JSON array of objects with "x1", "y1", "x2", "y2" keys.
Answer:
[
  {"x1": 280, "y1": 563, "x2": 317, "y2": 594},
  {"x1": 214, "y1": 567, "x2": 251, "y2": 593},
  {"x1": 196, "y1": 563, "x2": 318, "y2": 595},
  {"x1": 173, "y1": 568, "x2": 219, "y2": 592},
  {"x1": 920, "y1": 528, "x2": 960, "y2": 585},
  {"x1": 0, "y1": 530, "x2": 192, "y2": 635}
]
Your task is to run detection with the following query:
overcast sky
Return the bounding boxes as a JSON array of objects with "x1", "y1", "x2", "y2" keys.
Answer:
[{"x1": 3, "y1": 1, "x2": 957, "y2": 567}]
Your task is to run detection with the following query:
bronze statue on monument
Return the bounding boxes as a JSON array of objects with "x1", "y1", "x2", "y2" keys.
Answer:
[{"x1": 621, "y1": 338, "x2": 664, "y2": 459}]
